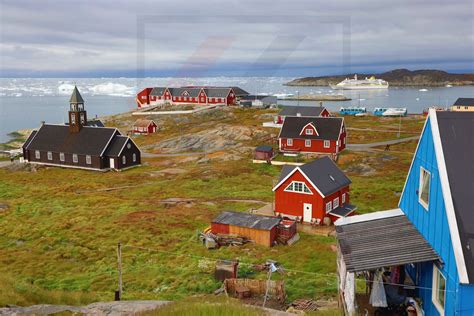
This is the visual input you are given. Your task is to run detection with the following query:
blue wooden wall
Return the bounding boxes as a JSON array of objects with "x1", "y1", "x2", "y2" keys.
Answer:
[{"x1": 399, "y1": 117, "x2": 474, "y2": 315}]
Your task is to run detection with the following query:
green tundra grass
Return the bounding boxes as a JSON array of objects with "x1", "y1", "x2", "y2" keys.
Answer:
[{"x1": 0, "y1": 108, "x2": 424, "y2": 308}]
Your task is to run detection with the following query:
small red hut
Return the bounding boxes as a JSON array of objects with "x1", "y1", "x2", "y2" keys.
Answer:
[{"x1": 133, "y1": 119, "x2": 157, "y2": 134}]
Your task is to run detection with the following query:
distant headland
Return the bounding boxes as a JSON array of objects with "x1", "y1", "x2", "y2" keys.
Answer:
[{"x1": 285, "y1": 69, "x2": 474, "y2": 87}]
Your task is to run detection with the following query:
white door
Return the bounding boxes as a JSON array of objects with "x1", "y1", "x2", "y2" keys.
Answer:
[
  {"x1": 303, "y1": 203, "x2": 312, "y2": 222},
  {"x1": 110, "y1": 158, "x2": 115, "y2": 169}
]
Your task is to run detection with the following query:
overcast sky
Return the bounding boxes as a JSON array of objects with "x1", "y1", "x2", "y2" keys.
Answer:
[{"x1": 0, "y1": 0, "x2": 473, "y2": 77}]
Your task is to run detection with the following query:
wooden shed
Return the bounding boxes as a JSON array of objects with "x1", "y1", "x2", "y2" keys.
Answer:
[
  {"x1": 254, "y1": 145, "x2": 274, "y2": 161},
  {"x1": 133, "y1": 119, "x2": 157, "y2": 134},
  {"x1": 211, "y1": 211, "x2": 281, "y2": 247}
]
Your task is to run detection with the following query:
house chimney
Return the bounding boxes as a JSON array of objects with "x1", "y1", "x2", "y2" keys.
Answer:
[{"x1": 319, "y1": 101, "x2": 323, "y2": 107}]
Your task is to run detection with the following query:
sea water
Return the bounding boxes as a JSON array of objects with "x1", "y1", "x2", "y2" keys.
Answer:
[{"x1": 0, "y1": 77, "x2": 473, "y2": 143}]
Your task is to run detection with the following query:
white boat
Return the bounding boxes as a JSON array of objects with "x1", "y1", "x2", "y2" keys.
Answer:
[
  {"x1": 382, "y1": 108, "x2": 407, "y2": 117},
  {"x1": 331, "y1": 74, "x2": 389, "y2": 90},
  {"x1": 274, "y1": 93, "x2": 295, "y2": 99}
]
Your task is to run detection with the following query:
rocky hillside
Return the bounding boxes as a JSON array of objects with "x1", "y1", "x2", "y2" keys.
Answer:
[{"x1": 285, "y1": 69, "x2": 474, "y2": 87}]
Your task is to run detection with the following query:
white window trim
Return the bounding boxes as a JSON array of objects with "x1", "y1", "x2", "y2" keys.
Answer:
[
  {"x1": 342, "y1": 193, "x2": 346, "y2": 204},
  {"x1": 35, "y1": 150, "x2": 40, "y2": 159},
  {"x1": 284, "y1": 181, "x2": 313, "y2": 195},
  {"x1": 60, "y1": 152, "x2": 65, "y2": 162},
  {"x1": 325, "y1": 202, "x2": 332, "y2": 213},
  {"x1": 122, "y1": 156, "x2": 126, "y2": 165},
  {"x1": 432, "y1": 265, "x2": 446, "y2": 315},
  {"x1": 333, "y1": 197, "x2": 339, "y2": 209},
  {"x1": 287, "y1": 138, "x2": 293, "y2": 146},
  {"x1": 324, "y1": 140, "x2": 330, "y2": 148},
  {"x1": 419, "y1": 166, "x2": 431, "y2": 210},
  {"x1": 305, "y1": 139, "x2": 311, "y2": 147},
  {"x1": 306, "y1": 128, "x2": 313, "y2": 135},
  {"x1": 86, "y1": 155, "x2": 92, "y2": 165},
  {"x1": 132, "y1": 153, "x2": 137, "y2": 162},
  {"x1": 72, "y1": 154, "x2": 78, "y2": 163},
  {"x1": 47, "y1": 151, "x2": 52, "y2": 160}
]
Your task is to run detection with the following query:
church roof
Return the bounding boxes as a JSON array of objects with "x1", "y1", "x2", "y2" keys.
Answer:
[{"x1": 69, "y1": 86, "x2": 84, "y2": 104}]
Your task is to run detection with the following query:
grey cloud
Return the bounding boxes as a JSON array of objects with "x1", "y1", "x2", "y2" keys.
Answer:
[{"x1": 0, "y1": 0, "x2": 472, "y2": 77}]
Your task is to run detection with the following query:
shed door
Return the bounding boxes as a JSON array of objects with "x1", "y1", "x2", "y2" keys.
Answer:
[
  {"x1": 110, "y1": 158, "x2": 115, "y2": 169},
  {"x1": 303, "y1": 203, "x2": 312, "y2": 222}
]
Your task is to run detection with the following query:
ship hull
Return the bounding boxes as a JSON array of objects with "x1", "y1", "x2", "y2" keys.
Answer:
[{"x1": 331, "y1": 85, "x2": 389, "y2": 90}]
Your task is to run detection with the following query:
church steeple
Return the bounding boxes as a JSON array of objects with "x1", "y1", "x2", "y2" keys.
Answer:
[{"x1": 68, "y1": 85, "x2": 87, "y2": 133}]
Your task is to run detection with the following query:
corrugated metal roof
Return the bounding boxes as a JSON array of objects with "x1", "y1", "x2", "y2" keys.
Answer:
[
  {"x1": 212, "y1": 211, "x2": 281, "y2": 231},
  {"x1": 336, "y1": 213, "x2": 440, "y2": 272}
]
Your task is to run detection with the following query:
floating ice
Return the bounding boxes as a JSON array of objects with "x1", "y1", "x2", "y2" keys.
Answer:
[
  {"x1": 418, "y1": 89, "x2": 428, "y2": 92},
  {"x1": 58, "y1": 83, "x2": 75, "y2": 95},
  {"x1": 89, "y1": 83, "x2": 135, "y2": 97}
]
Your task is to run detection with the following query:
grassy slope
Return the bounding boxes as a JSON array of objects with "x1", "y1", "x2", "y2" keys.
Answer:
[{"x1": 0, "y1": 108, "x2": 424, "y2": 307}]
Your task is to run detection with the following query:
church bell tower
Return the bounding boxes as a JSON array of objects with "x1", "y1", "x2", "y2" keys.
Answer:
[{"x1": 68, "y1": 85, "x2": 87, "y2": 133}]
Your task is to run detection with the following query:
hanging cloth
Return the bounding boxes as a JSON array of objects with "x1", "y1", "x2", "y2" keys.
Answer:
[{"x1": 369, "y1": 270, "x2": 388, "y2": 307}]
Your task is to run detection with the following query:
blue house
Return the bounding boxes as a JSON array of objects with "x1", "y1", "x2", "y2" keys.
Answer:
[{"x1": 335, "y1": 109, "x2": 474, "y2": 315}]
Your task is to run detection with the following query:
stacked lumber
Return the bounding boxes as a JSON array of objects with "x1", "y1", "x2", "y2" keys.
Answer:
[{"x1": 198, "y1": 232, "x2": 250, "y2": 248}]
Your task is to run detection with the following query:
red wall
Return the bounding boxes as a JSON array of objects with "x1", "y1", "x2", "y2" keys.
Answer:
[
  {"x1": 275, "y1": 170, "x2": 325, "y2": 220},
  {"x1": 211, "y1": 223, "x2": 230, "y2": 234},
  {"x1": 275, "y1": 169, "x2": 350, "y2": 222},
  {"x1": 136, "y1": 88, "x2": 152, "y2": 108},
  {"x1": 320, "y1": 109, "x2": 330, "y2": 117},
  {"x1": 279, "y1": 138, "x2": 338, "y2": 154}
]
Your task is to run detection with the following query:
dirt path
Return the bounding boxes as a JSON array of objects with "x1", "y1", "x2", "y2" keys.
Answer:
[{"x1": 347, "y1": 136, "x2": 419, "y2": 151}]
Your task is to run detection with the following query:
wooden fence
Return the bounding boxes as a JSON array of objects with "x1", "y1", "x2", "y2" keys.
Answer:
[{"x1": 224, "y1": 278, "x2": 286, "y2": 302}]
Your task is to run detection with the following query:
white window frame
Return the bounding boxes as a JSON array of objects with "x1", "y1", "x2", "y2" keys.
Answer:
[
  {"x1": 325, "y1": 202, "x2": 332, "y2": 213},
  {"x1": 71, "y1": 113, "x2": 76, "y2": 124},
  {"x1": 324, "y1": 140, "x2": 330, "y2": 148},
  {"x1": 305, "y1": 139, "x2": 311, "y2": 147},
  {"x1": 342, "y1": 193, "x2": 346, "y2": 204},
  {"x1": 72, "y1": 154, "x2": 78, "y2": 163},
  {"x1": 80, "y1": 113, "x2": 85, "y2": 124},
  {"x1": 419, "y1": 167, "x2": 431, "y2": 210},
  {"x1": 35, "y1": 150, "x2": 40, "y2": 159},
  {"x1": 132, "y1": 153, "x2": 137, "y2": 162},
  {"x1": 287, "y1": 138, "x2": 293, "y2": 146},
  {"x1": 60, "y1": 152, "x2": 65, "y2": 162},
  {"x1": 86, "y1": 155, "x2": 92, "y2": 165},
  {"x1": 333, "y1": 197, "x2": 339, "y2": 209},
  {"x1": 47, "y1": 151, "x2": 52, "y2": 160},
  {"x1": 306, "y1": 128, "x2": 313, "y2": 135},
  {"x1": 284, "y1": 181, "x2": 312, "y2": 195},
  {"x1": 122, "y1": 156, "x2": 126, "y2": 165},
  {"x1": 432, "y1": 265, "x2": 446, "y2": 315}
]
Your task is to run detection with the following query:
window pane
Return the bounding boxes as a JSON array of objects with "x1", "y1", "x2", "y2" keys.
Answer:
[
  {"x1": 438, "y1": 272, "x2": 446, "y2": 306},
  {"x1": 420, "y1": 168, "x2": 430, "y2": 206}
]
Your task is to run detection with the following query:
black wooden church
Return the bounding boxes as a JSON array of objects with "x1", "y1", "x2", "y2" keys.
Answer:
[{"x1": 22, "y1": 86, "x2": 141, "y2": 171}]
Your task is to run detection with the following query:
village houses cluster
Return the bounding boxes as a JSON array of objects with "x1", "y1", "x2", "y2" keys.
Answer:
[{"x1": 19, "y1": 86, "x2": 474, "y2": 315}]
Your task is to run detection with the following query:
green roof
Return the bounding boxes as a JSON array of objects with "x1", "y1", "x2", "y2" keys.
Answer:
[{"x1": 69, "y1": 86, "x2": 84, "y2": 104}]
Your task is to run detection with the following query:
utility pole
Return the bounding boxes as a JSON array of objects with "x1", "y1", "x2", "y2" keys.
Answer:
[
  {"x1": 397, "y1": 114, "x2": 402, "y2": 138},
  {"x1": 117, "y1": 242, "x2": 122, "y2": 301}
]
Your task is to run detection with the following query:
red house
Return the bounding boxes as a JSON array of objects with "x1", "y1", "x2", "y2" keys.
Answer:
[
  {"x1": 278, "y1": 116, "x2": 346, "y2": 155},
  {"x1": 136, "y1": 86, "x2": 249, "y2": 108},
  {"x1": 133, "y1": 119, "x2": 157, "y2": 134},
  {"x1": 276, "y1": 105, "x2": 330, "y2": 124},
  {"x1": 272, "y1": 156, "x2": 356, "y2": 224}
]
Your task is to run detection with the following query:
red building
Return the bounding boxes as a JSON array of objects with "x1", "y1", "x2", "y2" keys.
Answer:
[
  {"x1": 276, "y1": 105, "x2": 330, "y2": 124},
  {"x1": 272, "y1": 157, "x2": 356, "y2": 224},
  {"x1": 133, "y1": 119, "x2": 157, "y2": 134},
  {"x1": 136, "y1": 86, "x2": 249, "y2": 108},
  {"x1": 278, "y1": 116, "x2": 346, "y2": 155}
]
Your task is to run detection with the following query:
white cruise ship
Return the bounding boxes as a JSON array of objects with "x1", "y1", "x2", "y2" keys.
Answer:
[{"x1": 331, "y1": 74, "x2": 389, "y2": 90}]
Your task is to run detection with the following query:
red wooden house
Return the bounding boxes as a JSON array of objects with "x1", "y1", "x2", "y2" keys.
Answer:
[
  {"x1": 278, "y1": 116, "x2": 346, "y2": 155},
  {"x1": 133, "y1": 119, "x2": 157, "y2": 134},
  {"x1": 136, "y1": 86, "x2": 249, "y2": 108},
  {"x1": 276, "y1": 105, "x2": 330, "y2": 124},
  {"x1": 272, "y1": 156, "x2": 356, "y2": 224}
]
